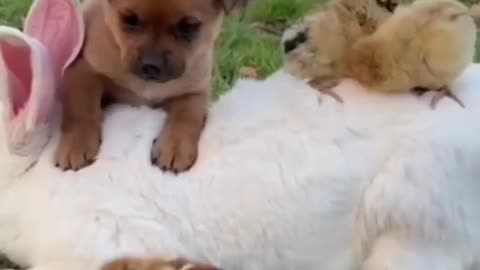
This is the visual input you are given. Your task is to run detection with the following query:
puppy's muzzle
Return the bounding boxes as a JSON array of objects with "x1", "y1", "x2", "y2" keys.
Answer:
[{"x1": 136, "y1": 51, "x2": 181, "y2": 83}]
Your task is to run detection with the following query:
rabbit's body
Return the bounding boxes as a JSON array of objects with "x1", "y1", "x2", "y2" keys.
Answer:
[{"x1": 2, "y1": 64, "x2": 480, "y2": 270}]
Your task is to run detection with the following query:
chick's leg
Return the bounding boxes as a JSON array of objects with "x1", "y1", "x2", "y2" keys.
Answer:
[
  {"x1": 308, "y1": 78, "x2": 344, "y2": 104},
  {"x1": 430, "y1": 86, "x2": 464, "y2": 109},
  {"x1": 411, "y1": 86, "x2": 430, "y2": 96},
  {"x1": 411, "y1": 86, "x2": 464, "y2": 109}
]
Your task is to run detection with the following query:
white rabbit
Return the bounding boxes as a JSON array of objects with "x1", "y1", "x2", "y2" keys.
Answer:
[
  {"x1": 2, "y1": 63, "x2": 480, "y2": 270},
  {"x1": 1, "y1": 0, "x2": 480, "y2": 270}
]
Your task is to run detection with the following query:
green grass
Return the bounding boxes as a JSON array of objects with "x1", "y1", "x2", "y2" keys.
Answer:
[
  {"x1": 0, "y1": 0, "x2": 31, "y2": 27},
  {"x1": 0, "y1": 0, "x2": 478, "y2": 97},
  {"x1": 213, "y1": 0, "x2": 322, "y2": 96},
  {"x1": 245, "y1": 0, "x2": 321, "y2": 23}
]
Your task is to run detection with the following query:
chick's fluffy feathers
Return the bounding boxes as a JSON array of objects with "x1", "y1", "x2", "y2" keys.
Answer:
[
  {"x1": 470, "y1": 4, "x2": 480, "y2": 26},
  {"x1": 343, "y1": 0, "x2": 477, "y2": 108},
  {"x1": 282, "y1": 0, "x2": 399, "y2": 102}
]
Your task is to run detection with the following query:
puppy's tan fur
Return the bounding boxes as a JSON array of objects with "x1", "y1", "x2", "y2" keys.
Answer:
[
  {"x1": 56, "y1": 0, "x2": 241, "y2": 172},
  {"x1": 343, "y1": 0, "x2": 477, "y2": 108},
  {"x1": 282, "y1": 0, "x2": 400, "y2": 102}
]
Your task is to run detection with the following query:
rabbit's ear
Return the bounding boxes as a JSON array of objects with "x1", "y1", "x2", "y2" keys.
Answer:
[
  {"x1": 0, "y1": 27, "x2": 55, "y2": 157},
  {"x1": 23, "y1": 0, "x2": 85, "y2": 85},
  {"x1": 0, "y1": 0, "x2": 85, "y2": 158}
]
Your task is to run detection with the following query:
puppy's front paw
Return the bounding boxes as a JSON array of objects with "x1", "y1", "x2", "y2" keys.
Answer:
[
  {"x1": 151, "y1": 131, "x2": 198, "y2": 174},
  {"x1": 102, "y1": 257, "x2": 221, "y2": 270},
  {"x1": 55, "y1": 125, "x2": 101, "y2": 171}
]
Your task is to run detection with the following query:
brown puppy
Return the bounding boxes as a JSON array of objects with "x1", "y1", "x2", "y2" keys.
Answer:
[{"x1": 55, "y1": 0, "x2": 243, "y2": 173}]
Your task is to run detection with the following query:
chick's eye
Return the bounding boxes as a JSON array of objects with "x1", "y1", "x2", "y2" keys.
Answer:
[
  {"x1": 389, "y1": 2, "x2": 398, "y2": 12},
  {"x1": 176, "y1": 17, "x2": 201, "y2": 40},
  {"x1": 449, "y1": 13, "x2": 461, "y2": 21},
  {"x1": 376, "y1": 0, "x2": 397, "y2": 12},
  {"x1": 121, "y1": 12, "x2": 142, "y2": 31}
]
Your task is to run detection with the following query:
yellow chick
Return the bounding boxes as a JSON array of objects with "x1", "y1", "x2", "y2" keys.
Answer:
[
  {"x1": 343, "y1": 0, "x2": 477, "y2": 109},
  {"x1": 470, "y1": 3, "x2": 480, "y2": 26},
  {"x1": 281, "y1": 0, "x2": 400, "y2": 103}
]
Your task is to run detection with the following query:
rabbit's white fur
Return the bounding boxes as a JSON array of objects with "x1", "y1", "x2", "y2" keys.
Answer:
[{"x1": 2, "y1": 65, "x2": 480, "y2": 270}]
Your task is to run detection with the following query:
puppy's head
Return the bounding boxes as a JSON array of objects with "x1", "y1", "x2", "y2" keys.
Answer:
[{"x1": 102, "y1": 0, "x2": 243, "y2": 83}]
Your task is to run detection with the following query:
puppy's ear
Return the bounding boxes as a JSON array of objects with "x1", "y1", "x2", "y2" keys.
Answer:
[{"x1": 214, "y1": 0, "x2": 247, "y2": 15}]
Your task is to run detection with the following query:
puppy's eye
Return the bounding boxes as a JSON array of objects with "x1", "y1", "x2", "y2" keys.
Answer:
[
  {"x1": 121, "y1": 12, "x2": 142, "y2": 32},
  {"x1": 175, "y1": 17, "x2": 202, "y2": 41}
]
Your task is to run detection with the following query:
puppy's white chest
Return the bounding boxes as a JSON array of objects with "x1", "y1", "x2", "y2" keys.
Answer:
[
  {"x1": 109, "y1": 74, "x2": 203, "y2": 106},
  {"x1": 128, "y1": 78, "x2": 181, "y2": 101}
]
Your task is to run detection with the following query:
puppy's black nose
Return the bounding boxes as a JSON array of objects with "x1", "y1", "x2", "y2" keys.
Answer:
[
  {"x1": 140, "y1": 54, "x2": 165, "y2": 80},
  {"x1": 138, "y1": 51, "x2": 175, "y2": 82},
  {"x1": 141, "y1": 63, "x2": 162, "y2": 78}
]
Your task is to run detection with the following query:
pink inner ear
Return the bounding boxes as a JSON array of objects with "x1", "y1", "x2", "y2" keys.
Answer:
[
  {"x1": 0, "y1": 40, "x2": 32, "y2": 117},
  {"x1": 24, "y1": 0, "x2": 83, "y2": 83},
  {"x1": 48, "y1": 3, "x2": 81, "y2": 81}
]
